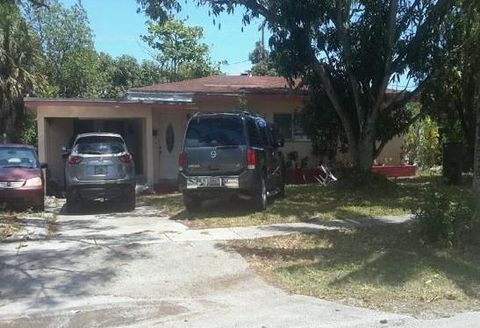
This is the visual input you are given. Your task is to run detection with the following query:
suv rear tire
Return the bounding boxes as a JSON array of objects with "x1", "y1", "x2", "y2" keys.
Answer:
[
  {"x1": 252, "y1": 176, "x2": 267, "y2": 211},
  {"x1": 124, "y1": 189, "x2": 136, "y2": 212},
  {"x1": 66, "y1": 193, "x2": 80, "y2": 214},
  {"x1": 33, "y1": 203, "x2": 45, "y2": 213},
  {"x1": 183, "y1": 194, "x2": 201, "y2": 212},
  {"x1": 278, "y1": 181, "x2": 285, "y2": 198}
]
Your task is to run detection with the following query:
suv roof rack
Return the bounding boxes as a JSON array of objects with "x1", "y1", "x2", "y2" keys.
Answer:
[{"x1": 191, "y1": 110, "x2": 260, "y2": 118}]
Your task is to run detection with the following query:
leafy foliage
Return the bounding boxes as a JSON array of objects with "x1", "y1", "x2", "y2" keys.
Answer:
[
  {"x1": 421, "y1": 1, "x2": 480, "y2": 172},
  {"x1": 96, "y1": 54, "x2": 163, "y2": 98},
  {"x1": 25, "y1": 0, "x2": 99, "y2": 98},
  {"x1": 404, "y1": 107, "x2": 442, "y2": 169},
  {"x1": 300, "y1": 87, "x2": 346, "y2": 161},
  {"x1": 415, "y1": 184, "x2": 478, "y2": 247},
  {"x1": 0, "y1": 1, "x2": 44, "y2": 140},
  {"x1": 142, "y1": 17, "x2": 221, "y2": 82},
  {"x1": 248, "y1": 41, "x2": 277, "y2": 76}
]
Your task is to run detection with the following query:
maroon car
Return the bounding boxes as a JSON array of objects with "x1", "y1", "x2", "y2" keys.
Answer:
[{"x1": 0, "y1": 144, "x2": 47, "y2": 211}]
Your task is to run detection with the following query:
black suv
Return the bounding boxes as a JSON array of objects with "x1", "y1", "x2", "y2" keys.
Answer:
[{"x1": 178, "y1": 111, "x2": 286, "y2": 211}]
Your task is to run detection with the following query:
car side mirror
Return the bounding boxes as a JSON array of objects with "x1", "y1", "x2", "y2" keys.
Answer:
[
  {"x1": 40, "y1": 162, "x2": 48, "y2": 169},
  {"x1": 62, "y1": 147, "x2": 71, "y2": 159}
]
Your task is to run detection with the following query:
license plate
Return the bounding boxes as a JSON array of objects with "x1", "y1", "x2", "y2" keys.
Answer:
[
  {"x1": 94, "y1": 165, "x2": 107, "y2": 175},
  {"x1": 208, "y1": 177, "x2": 221, "y2": 187}
]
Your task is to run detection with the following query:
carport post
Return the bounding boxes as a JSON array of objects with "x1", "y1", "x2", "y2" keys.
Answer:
[
  {"x1": 144, "y1": 113, "x2": 154, "y2": 187},
  {"x1": 37, "y1": 115, "x2": 47, "y2": 163}
]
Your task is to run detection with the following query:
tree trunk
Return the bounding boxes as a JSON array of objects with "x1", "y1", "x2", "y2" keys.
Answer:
[
  {"x1": 473, "y1": 81, "x2": 480, "y2": 193},
  {"x1": 347, "y1": 115, "x2": 376, "y2": 173},
  {"x1": 346, "y1": 126, "x2": 375, "y2": 174},
  {"x1": 350, "y1": 137, "x2": 375, "y2": 173}
]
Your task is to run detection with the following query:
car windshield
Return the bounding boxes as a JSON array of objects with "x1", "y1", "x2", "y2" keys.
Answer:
[
  {"x1": 185, "y1": 116, "x2": 246, "y2": 147},
  {"x1": 0, "y1": 147, "x2": 39, "y2": 169},
  {"x1": 74, "y1": 136, "x2": 126, "y2": 154}
]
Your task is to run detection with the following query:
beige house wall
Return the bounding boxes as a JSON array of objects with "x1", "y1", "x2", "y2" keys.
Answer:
[
  {"x1": 375, "y1": 136, "x2": 404, "y2": 165},
  {"x1": 45, "y1": 118, "x2": 74, "y2": 185}
]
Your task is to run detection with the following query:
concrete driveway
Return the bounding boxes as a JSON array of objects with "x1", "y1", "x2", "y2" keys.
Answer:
[{"x1": 0, "y1": 201, "x2": 479, "y2": 328}]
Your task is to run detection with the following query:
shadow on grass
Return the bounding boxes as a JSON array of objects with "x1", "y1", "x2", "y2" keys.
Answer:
[
  {"x1": 231, "y1": 224, "x2": 480, "y2": 303},
  {"x1": 143, "y1": 176, "x2": 472, "y2": 229}
]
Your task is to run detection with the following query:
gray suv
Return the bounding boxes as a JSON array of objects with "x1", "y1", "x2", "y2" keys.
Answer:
[
  {"x1": 178, "y1": 112, "x2": 286, "y2": 212},
  {"x1": 65, "y1": 133, "x2": 136, "y2": 213}
]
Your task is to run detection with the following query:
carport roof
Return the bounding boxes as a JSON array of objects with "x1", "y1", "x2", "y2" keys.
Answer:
[{"x1": 23, "y1": 97, "x2": 198, "y2": 110}]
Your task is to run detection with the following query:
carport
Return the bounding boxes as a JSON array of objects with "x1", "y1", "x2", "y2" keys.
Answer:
[{"x1": 25, "y1": 99, "x2": 155, "y2": 189}]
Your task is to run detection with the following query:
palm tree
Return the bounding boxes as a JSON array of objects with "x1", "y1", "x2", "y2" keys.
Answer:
[{"x1": 0, "y1": 1, "x2": 44, "y2": 141}]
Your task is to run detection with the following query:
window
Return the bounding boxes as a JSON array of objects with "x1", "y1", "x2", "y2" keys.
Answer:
[
  {"x1": 267, "y1": 123, "x2": 280, "y2": 147},
  {"x1": 0, "y1": 148, "x2": 39, "y2": 169},
  {"x1": 185, "y1": 116, "x2": 246, "y2": 147},
  {"x1": 293, "y1": 115, "x2": 310, "y2": 141},
  {"x1": 273, "y1": 114, "x2": 293, "y2": 141},
  {"x1": 75, "y1": 136, "x2": 126, "y2": 154},
  {"x1": 273, "y1": 113, "x2": 309, "y2": 142},
  {"x1": 246, "y1": 118, "x2": 262, "y2": 147}
]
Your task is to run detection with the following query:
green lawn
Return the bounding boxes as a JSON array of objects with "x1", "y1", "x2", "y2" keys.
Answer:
[
  {"x1": 143, "y1": 175, "x2": 456, "y2": 229},
  {"x1": 228, "y1": 224, "x2": 480, "y2": 317}
]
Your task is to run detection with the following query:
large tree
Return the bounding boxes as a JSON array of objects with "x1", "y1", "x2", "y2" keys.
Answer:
[
  {"x1": 0, "y1": 1, "x2": 44, "y2": 140},
  {"x1": 25, "y1": 0, "x2": 100, "y2": 98},
  {"x1": 142, "y1": 17, "x2": 221, "y2": 82},
  {"x1": 96, "y1": 53, "x2": 164, "y2": 98},
  {"x1": 139, "y1": 0, "x2": 454, "y2": 172},
  {"x1": 470, "y1": 2, "x2": 480, "y2": 193},
  {"x1": 422, "y1": 0, "x2": 480, "y2": 172}
]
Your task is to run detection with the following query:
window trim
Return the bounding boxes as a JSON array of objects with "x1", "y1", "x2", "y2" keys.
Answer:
[{"x1": 273, "y1": 113, "x2": 310, "y2": 143}]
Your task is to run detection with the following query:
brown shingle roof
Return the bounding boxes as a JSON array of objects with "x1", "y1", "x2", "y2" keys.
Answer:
[{"x1": 131, "y1": 75, "x2": 303, "y2": 95}]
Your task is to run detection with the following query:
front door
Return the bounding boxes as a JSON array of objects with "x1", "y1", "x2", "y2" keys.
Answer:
[{"x1": 159, "y1": 112, "x2": 187, "y2": 182}]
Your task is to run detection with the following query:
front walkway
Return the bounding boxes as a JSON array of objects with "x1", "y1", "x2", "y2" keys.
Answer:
[{"x1": 0, "y1": 202, "x2": 477, "y2": 327}]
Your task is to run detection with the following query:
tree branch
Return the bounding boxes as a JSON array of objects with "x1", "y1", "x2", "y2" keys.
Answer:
[
  {"x1": 373, "y1": 0, "x2": 398, "y2": 114},
  {"x1": 311, "y1": 58, "x2": 357, "y2": 146},
  {"x1": 382, "y1": 74, "x2": 429, "y2": 111},
  {"x1": 334, "y1": 1, "x2": 364, "y2": 133}
]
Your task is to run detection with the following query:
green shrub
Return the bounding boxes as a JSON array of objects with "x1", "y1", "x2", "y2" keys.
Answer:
[
  {"x1": 404, "y1": 115, "x2": 442, "y2": 169},
  {"x1": 414, "y1": 185, "x2": 478, "y2": 247}
]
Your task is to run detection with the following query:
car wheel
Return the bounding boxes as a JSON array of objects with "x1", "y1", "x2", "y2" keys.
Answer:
[
  {"x1": 183, "y1": 194, "x2": 201, "y2": 212},
  {"x1": 278, "y1": 179, "x2": 286, "y2": 199},
  {"x1": 253, "y1": 176, "x2": 267, "y2": 211},
  {"x1": 33, "y1": 202, "x2": 45, "y2": 213},
  {"x1": 124, "y1": 189, "x2": 136, "y2": 212},
  {"x1": 66, "y1": 193, "x2": 80, "y2": 214}
]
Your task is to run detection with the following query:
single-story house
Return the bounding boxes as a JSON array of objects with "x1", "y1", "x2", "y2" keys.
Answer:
[{"x1": 25, "y1": 75, "x2": 404, "y2": 190}]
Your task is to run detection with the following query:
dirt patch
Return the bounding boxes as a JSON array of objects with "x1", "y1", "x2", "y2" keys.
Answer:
[{"x1": 0, "y1": 216, "x2": 22, "y2": 240}]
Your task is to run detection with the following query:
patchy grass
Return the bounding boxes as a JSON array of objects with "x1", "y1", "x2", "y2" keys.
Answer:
[
  {"x1": 143, "y1": 175, "x2": 460, "y2": 229},
  {"x1": 0, "y1": 203, "x2": 58, "y2": 240},
  {"x1": 227, "y1": 224, "x2": 480, "y2": 318},
  {"x1": 0, "y1": 215, "x2": 22, "y2": 240}
]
